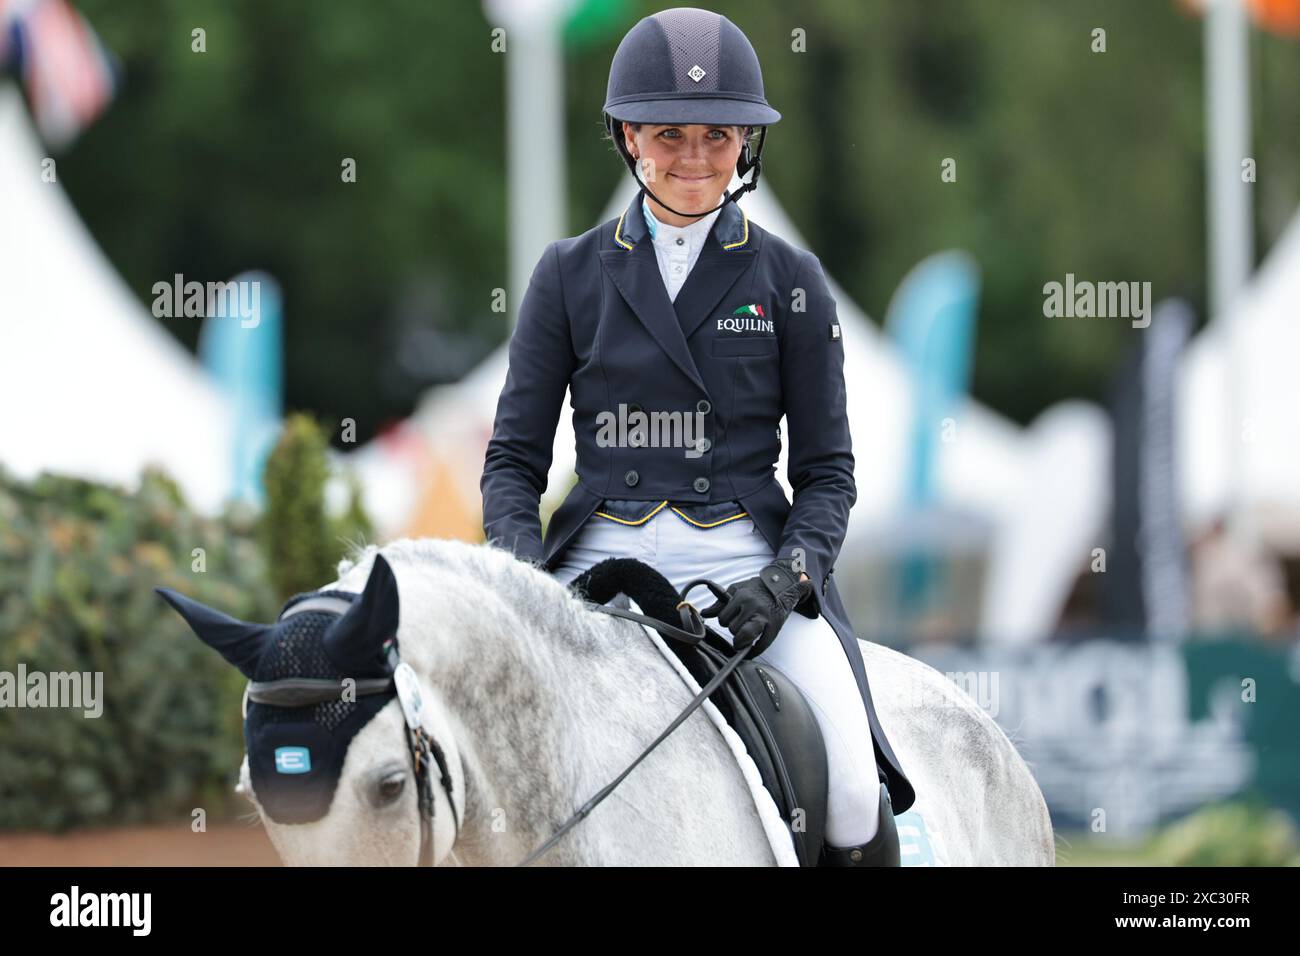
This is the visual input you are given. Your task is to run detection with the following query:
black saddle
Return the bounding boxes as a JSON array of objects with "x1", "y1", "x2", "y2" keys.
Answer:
[{"x1": 570, "y1": 557, "x2": 830, "y2": 866}]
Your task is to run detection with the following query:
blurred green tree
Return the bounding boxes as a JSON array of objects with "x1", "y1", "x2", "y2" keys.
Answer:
[{"x1": 259, "y1": 412, "x2": 339, "y2": 600}]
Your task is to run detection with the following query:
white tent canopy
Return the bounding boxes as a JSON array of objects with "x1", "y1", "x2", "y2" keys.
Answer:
[
  {"x1": 1178, "y1": 205, "x2": 1300, "y2": 545},
  {"x1": 0, "y1": 88, "x2": 235, "y2": 514}
]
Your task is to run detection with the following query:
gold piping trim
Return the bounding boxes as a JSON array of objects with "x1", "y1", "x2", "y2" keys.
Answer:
[
  {"x1": 670, "y1": 507, "x2": 749, "y2": 528},
  {"x1": 721, "y1": 208, "x2": 749, "y2": 250},
  {"x1": 613, "y1": 209, "x2": 634, "y2": 250},
  {"x1": 593, "y1": 499, "x2": 669, "y2": 525},
  {"x1": 616, "y1": 203, "x2": 745, "y2": 251}
]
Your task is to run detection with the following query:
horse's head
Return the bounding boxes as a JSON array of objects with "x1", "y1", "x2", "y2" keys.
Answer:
[{"x1": 156, "y1": 551, "x2": 464, "y2": 865}]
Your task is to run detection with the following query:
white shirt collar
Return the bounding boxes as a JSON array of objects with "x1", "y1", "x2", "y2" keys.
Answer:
[{"x1": 642, "y1": 196, "x2": 722, "y2": 250}]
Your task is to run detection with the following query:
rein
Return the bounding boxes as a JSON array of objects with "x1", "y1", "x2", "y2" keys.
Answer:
[{"x1": 516, "y1": 579, "x2": 748, "y2": 866}]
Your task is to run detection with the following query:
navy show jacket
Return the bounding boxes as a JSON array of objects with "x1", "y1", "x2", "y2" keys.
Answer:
[{"x1": 480, "y1": 188, "x2": 913, "y2": 812}]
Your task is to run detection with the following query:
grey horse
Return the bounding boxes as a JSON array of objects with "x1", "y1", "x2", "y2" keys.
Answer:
[{"x1": 159, "y1": 538, "x2": 1055, "y2": 866}]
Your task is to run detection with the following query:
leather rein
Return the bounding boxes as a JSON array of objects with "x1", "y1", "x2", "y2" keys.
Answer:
[{"x1": 516, "y1": 578, "x2": 749, "y2": 866}]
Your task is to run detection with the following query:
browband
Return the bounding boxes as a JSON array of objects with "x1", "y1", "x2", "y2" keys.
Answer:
[{"x1": 247, "y1": 676, "x2": 395, "y2": 707}]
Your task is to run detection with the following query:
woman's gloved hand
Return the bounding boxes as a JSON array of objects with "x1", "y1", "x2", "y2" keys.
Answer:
[{"x1": 701, "y1": 558, "x2": 812, "y2": 658}]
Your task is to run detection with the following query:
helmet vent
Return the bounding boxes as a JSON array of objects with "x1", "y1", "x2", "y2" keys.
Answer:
[{"x1": 655, "y1": 9, "x2": 720, "y2": 91}]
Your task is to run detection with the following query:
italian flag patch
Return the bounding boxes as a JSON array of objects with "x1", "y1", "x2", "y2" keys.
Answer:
[{"x1": 732, "y1": 304, "x2": 765, "y2": 317}]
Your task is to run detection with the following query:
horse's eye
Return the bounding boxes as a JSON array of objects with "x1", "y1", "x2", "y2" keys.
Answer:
[{"x1": 378, "y1": 773, "x2": 406, "y2": 804}]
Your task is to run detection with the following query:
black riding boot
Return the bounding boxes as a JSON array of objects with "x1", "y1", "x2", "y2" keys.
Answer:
[{"x1": 819, "y1": 776, "x2": 901, "y2": 866}]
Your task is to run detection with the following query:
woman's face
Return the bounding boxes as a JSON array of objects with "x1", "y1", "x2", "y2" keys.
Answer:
[{"x1": 622, "y1": 122, "x2": 746, "y2": 226}]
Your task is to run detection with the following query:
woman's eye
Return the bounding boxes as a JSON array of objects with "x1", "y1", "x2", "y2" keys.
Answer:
[{"x1": 658, "y1": 129, "x2": 728, "y2": 141}]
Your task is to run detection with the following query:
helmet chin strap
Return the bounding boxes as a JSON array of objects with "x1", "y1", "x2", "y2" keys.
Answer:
[
  {"x1": 639, "y1": 178, "x2": 737, "y2": 220},
  {"x1": 615, "y1": 123, "x2": 767, "y2": 220}
]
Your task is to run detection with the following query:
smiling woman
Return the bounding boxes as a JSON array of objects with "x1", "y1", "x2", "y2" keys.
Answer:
[
  {"x1": 607, "y1": 123, "x2": 754, "y2": 227},
  {"x1": 480, "y1": 7, "x2": 917, "y2": 868}
]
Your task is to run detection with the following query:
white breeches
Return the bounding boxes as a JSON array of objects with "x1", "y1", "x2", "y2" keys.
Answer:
[{"x1": 551, "y1": 508, "x2": 881, "y2": 847}]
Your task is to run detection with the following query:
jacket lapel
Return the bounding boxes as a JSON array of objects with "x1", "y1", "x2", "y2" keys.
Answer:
[
  {"x1": 599, "y1": 190, "x2": 755, "y2": 396},
  {"x1": 673, "y1": 240, "x2": 755, "y2": 341}
]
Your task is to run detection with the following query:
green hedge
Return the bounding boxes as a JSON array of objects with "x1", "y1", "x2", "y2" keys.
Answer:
[
  {"x1": 1148, "y1": 800, "x2": 1300, "y2": 867},
  {"x1": 0, "y1": 414, "x2": 375, "y2": 831},
  {"x1": 0, "y1": 465, "x2": 277, "y2": 831}
]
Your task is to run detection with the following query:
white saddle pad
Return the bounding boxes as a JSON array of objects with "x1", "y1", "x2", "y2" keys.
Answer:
[{"x1": 628, "y1": 598, "x2": 800, "y2": 867}]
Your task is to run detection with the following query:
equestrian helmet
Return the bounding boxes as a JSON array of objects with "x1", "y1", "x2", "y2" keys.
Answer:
[{"x1": 603, "y1": 7, "x2": 780, "y2": 211}]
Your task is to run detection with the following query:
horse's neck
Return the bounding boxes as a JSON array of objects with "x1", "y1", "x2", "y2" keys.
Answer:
[{"x1": 416, "y1": 588, "x2": 647, "y2": 864}]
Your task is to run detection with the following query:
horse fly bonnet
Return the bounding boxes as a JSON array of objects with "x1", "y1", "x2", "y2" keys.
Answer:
[
  {"x1": 156, "y1": 555, "x2": 458, "y2": 863},
  {"x1": 242, "y1": 588, "x2": 393, "y2": 823}
]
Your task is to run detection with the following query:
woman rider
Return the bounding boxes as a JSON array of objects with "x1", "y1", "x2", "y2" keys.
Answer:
[{"x1": 480, "y1": 7, "x2": 908, "y2": 865}]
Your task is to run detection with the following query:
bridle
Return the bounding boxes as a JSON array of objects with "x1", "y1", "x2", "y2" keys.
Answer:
[
  {"x1": 247, "y1": 580, "x2": 746, "y2": 867},
  {"x1": 247, "y1": 593, "x2": 460, "y2": 868}
]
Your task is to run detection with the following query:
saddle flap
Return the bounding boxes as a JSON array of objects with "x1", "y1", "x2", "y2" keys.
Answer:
[{"x1": 674, "y1": 640, "x2": 829, "y2": 866}]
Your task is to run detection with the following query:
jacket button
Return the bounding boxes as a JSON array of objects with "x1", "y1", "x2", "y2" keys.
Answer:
[
  {"x1": 624, "y1": 470, "x2": 639, "y2": 487},
  {"x1": 697, "y1": 437, "x2": 712, "y2": 453},
  {"x1": 693, "y1": 477, "x2": 710, "y2": 493},
  {"x1": 696, "y1": 399, "x2": 711, "y2": 415},
  {"x1": 627, "y1": 402, "x2": 643, "y2": 414}
]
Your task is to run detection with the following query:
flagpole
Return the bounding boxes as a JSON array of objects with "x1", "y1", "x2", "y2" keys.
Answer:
[
  {"x1": 1204, "y1": 0, "x2": 1254, "y2": 546},
  {"x1": 484, "y1": 0, "x2": 570, "y2": 331}
]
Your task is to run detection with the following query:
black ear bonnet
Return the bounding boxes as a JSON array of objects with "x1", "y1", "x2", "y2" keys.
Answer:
[
  {"x1": 244, "y1": 589, "x2": 396, "y2": 824},
  {"x1": 156, "y1": 554, "x2": 403, "y2": 825}
]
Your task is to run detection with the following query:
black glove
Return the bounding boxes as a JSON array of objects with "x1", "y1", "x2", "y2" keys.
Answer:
[{"x1": 701, "y1": 559, "x2": 812, "y2": 658}]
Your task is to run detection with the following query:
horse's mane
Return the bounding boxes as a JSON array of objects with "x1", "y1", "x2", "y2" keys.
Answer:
[{"x1": 335, "y1": 537, "x2": 614, "y2": 656}]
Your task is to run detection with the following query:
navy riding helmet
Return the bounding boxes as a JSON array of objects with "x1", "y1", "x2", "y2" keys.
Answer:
[{"x1": 603, "y1": 7, "x2": 782, "y2": 219}]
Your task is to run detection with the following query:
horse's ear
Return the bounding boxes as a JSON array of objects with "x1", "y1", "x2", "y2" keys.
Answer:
[
  {"x1": 322, "y1": 553, "x2": 400, "y2": 675},
  {"x1": 155, "y1": 587, "x2": 272, "y2": 679}
]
